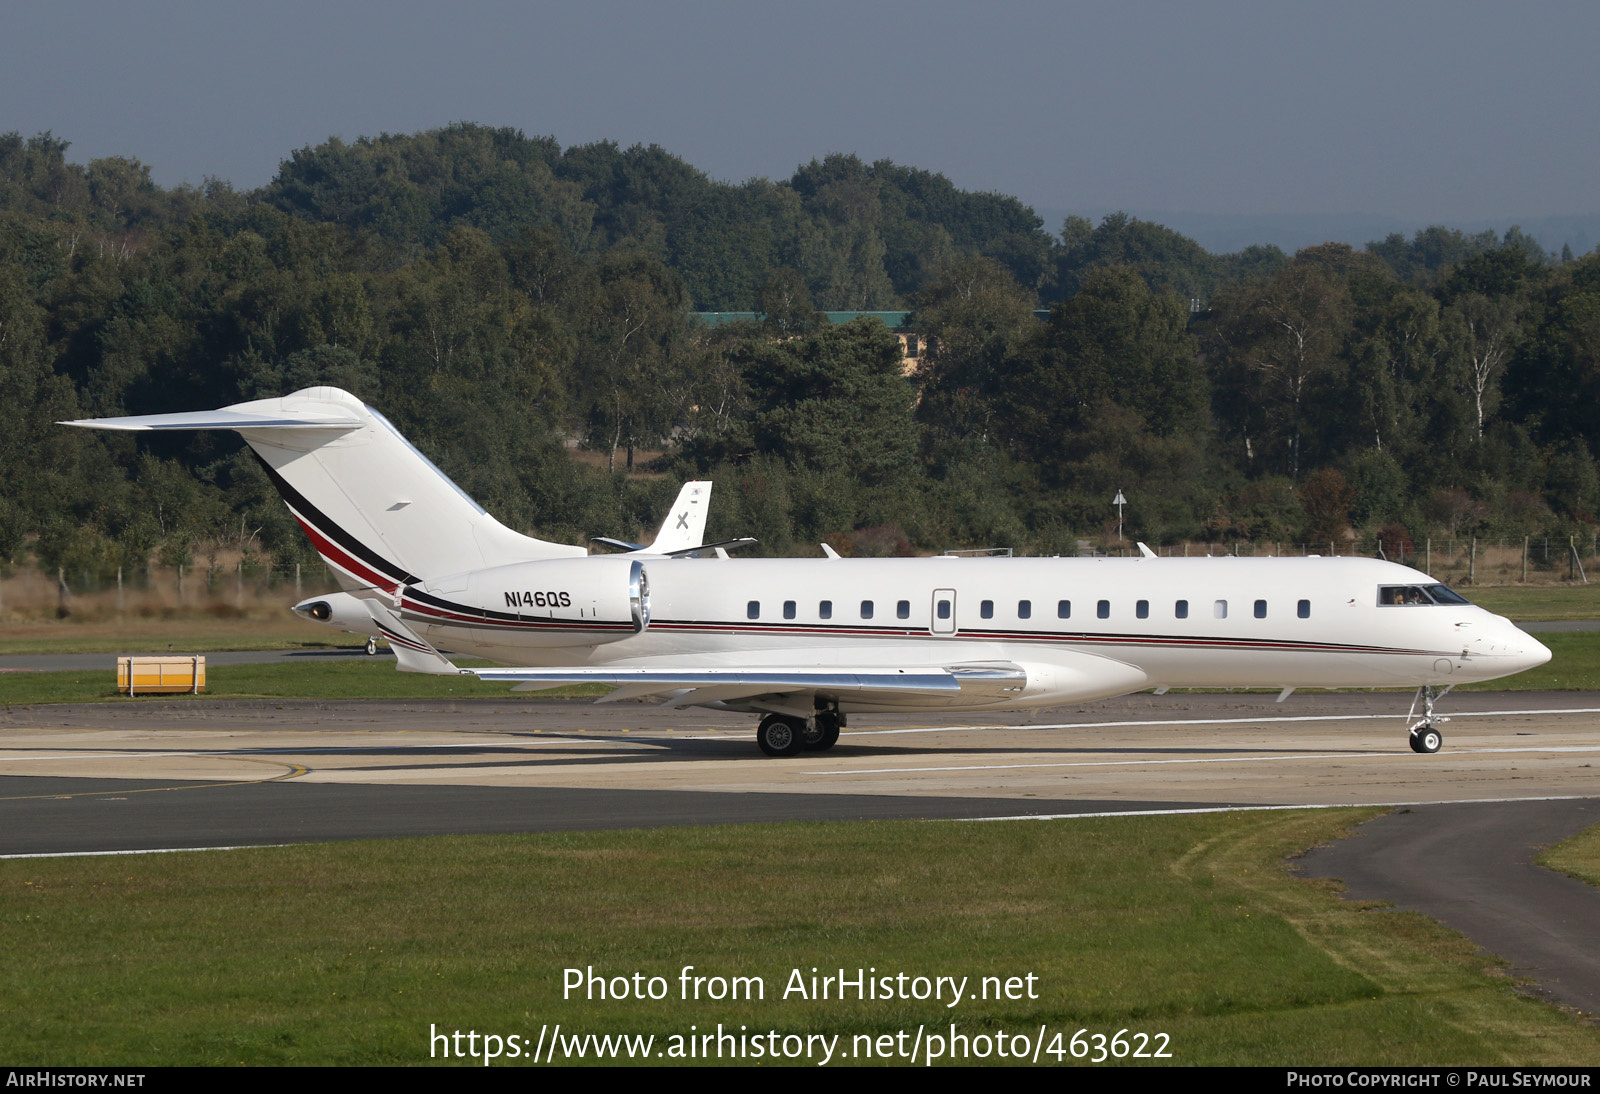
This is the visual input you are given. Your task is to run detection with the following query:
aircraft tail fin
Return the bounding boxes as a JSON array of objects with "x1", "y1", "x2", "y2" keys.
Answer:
[
  {"x1": 646, "y1": 480, "x2": 712, "y2": 554},
  {"x1": 62, "y1": 387, "x2": 584, "y2": 588}
]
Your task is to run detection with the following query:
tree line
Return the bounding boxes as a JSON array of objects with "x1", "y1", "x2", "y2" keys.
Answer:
[{"x1": 1, "y1": 124, "x2": 1595, "y2": 581}]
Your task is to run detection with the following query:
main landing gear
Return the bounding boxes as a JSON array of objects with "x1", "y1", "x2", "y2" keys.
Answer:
[
  {"x1": 1405, "y1": 684, "x2": 1451, "y2": 754},
  {"x1": 756, "y1": 710, "x2": 844, "y2": 757}
]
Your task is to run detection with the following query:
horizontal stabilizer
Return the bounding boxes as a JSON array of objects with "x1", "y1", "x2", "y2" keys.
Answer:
[
  {"x1": 60, "y1": 408, "x2": 363, "y2": 432},
  {"x1": 662, "y1": 537, "x2": 758, "y2": 558},
  {"x1": 590, "y1": 537, "x2": 647, "y2": 553}
]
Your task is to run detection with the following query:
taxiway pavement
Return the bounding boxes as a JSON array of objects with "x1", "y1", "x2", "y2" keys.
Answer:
[{"x1": 1, "y1": 689, "x2": 1595, "y2": 853}]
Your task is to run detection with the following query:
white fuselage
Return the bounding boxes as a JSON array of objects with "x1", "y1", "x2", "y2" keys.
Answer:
[{"x1": 406, "y1": 555, "x2": 1548, "y2": 713}]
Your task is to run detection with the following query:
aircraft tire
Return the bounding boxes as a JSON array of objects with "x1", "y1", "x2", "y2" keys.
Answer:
[
  {"x1": 757, "y1": 714, "x2": 804, "y2": 757},
  {"x1": 1409, "y1": 726, "x2": 1443, "y2": 754},
  {"x1": 365, "y1": 636, "x2": 378, "y2": 655},
  {"x1": 803, "y1": 714, "x2": 842, "y2": 752}
]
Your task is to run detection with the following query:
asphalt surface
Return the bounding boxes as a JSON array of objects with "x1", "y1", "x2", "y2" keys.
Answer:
[
  {"x1": 2, "y1": 689, "x2": 1597, "y2": 1025},
  {"x1": 0, "y1": 776, "x2": 1236, "y2": 856},
  {"x1": 1302, "y1": 798, "x2": 1600, "y2": 1021}
]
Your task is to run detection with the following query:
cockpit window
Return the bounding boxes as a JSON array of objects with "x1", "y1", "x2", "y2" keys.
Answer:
[{"x1": 1377, "y1": 584, "x2": 1471, "y2": 606}]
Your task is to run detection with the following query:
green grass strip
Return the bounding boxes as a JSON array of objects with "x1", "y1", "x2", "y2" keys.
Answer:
[
  {"x1": 1538, "y1": 821, "x2": 1600, "y2": 890},
  {"x1": 2, "y1": 812, "x2": 1597, "y2": 1066}
]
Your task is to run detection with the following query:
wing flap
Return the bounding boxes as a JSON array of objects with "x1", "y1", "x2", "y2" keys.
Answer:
[{"x1": 474, "y1": 664, "x2": 1027, "y2": 703}]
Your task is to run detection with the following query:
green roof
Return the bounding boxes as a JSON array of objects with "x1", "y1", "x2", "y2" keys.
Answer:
[{"x1": 692, "y1": 311, "x2": 913, "y2": 329}]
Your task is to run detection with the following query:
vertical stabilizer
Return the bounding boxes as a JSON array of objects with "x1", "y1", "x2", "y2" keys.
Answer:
[
  {"x1": 647, "y1": 480, "x2": 712, "y2": 554},
  {"x1": 62, "y1": 387, "x2": 583, "y2": 588}
]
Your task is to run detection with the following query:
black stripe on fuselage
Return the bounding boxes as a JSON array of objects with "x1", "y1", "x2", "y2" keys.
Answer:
[{"x1": 251, "y1": 450, "x2": 419, "y2": 585}]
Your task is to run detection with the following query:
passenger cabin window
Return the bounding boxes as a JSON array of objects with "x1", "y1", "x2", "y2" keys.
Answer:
[
  {"x1": 1254, "y1": 599, "x2": 1267, "y2": 619},
  {"x1": 1214, "y1": 600, "x2": 1228, "y2": 619},
  {"x1": 747, "y1": 601, "x2": 760, "y2": 620},
  {"x1": 1018, "y1": 600, "x2": 1031, "y2": 619},
  {"x1": 1297, "y1": 599, "x2": 1310, "y2": 618},
  {"x1": 1097, "y1": 600, "x2": 1110, "y2": 619},
  {"x1": 1136, "y1": 600, "x2": 1149, "y2": 619},
  {"x1": 1378, "y1": 584, "x2": 1471, "y2": 606},
  {"x1": 819, "y1": 600, "x2": 832, "y2": 620},
  {"x1": 860, "y1": 600, "x2": 874, "y2": 619},
  {"x1": 1175, "y1": 600, "x2": 1189, "y2": 619},
  {"x1": 981, "y1": 600, "x2": 994, "y2": 619},
  {"x1": 936, "y1": 599, "x2": 951, "y2": 620},
  {"x1": 1057, "y1": 600, "x2": 1071, "y2": 619},
  {"x1": 783, "y1": 600, "x2": 796, "y2": 620},
  {"x1": 897, "y1": 600, "x2": 911, "y2": 620}
]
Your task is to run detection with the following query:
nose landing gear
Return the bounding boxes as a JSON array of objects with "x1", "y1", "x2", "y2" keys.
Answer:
[{"x1": 1405, "y1": 684, "x2": 1451, "y2": 753}]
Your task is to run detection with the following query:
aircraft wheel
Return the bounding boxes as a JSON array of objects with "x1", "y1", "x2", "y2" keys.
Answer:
[
  {"x1": 757, "y1": 714, "x2": 804, "y2": 757},
  {"x1": 365, "y1": 636, "x2": 379, "y2": 655},
  {"x1": 1409, "y1": 725, "x2": 1443, "y2": 754},
  {"x1": 803, "y1": 713, "x2": 842, "y2": 752}
]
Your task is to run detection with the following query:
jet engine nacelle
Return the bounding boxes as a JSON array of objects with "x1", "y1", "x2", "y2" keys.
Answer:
[
  {"x1": 410, "y1": 557, "x2": 650, "y2": 644},
  {"x1": 293, "y1": 591, "x2": 378, "y2": 633}
]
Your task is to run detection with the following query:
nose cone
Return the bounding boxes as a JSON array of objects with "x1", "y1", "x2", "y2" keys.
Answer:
[
  {"x1": 1495, "y1": 620, "x2": 1552, "y2": 674},
  {"x1": 1520, "y1": 633, "x2": 1554, "y2": 671}
]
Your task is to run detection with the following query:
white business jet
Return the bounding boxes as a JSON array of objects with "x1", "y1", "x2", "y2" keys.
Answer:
[{"x1": 65, "y1": 387, "x2": 1551, "y2": 757}]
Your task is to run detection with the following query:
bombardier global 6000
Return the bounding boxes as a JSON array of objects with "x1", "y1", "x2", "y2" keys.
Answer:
[{"x1": 66, "y1": 387, "x2": 1551, "y2": 757}]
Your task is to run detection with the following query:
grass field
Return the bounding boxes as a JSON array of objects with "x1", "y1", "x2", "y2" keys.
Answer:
[
  {"x1": 0, "y1": 614, "x2": 339, "y2": 655},
  {"x1": 3, "y1": 809, "x2": 1598, "y2": 1067},
  {"x1": 1463, "y1": 583, "x2": 1600, "y2": 621},
  {"x1": 4, "y1": 630, "x2": 1594, "y2": 706},
  {"x1": 1540, "y1": 823, "x2": 1600, "y2": 889}
]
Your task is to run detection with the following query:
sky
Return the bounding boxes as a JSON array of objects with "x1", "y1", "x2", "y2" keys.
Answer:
[{"x1": 3, "y1": 0, "x2": 1596, "y2": 229}]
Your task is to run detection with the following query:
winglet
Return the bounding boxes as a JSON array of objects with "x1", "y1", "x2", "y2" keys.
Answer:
[{"x1": 1137, "y1": 542, "x2": 1157, "y2": 559}]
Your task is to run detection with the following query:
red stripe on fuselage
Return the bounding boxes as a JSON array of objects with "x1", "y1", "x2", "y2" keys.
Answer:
[{"x1": 293, "y1": 514, "x2": 397, "y2": 591}]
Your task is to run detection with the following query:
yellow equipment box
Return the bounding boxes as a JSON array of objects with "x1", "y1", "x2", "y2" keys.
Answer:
[{"x1": 117, "y1": 655, "x2": 206, "y2": 695}]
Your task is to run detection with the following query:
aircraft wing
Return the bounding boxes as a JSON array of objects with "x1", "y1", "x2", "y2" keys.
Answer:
[{"x1": 471, "y1": 663, "x2": 1027, "y2": 707}]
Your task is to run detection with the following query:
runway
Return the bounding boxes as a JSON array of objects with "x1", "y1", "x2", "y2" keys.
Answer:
[{"x1": 1, "y1": 689, "x2": 1595, "y2": 853}]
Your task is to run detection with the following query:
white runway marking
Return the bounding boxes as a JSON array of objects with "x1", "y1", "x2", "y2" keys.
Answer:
[
  {"x1": 0, "y1": 739, "x2": 644, "y2": 764},
  {"x1": 0, "y1": 844, "x2": 288, "y2": 860},
  {"x1": 845, "y1": 707, "x2": 1600, "y2": 738},
  {"x1": 959, "y1": 794, "x2": 1598, "y2": 823},
  {"x1": 818, "y1": 744, "x2": 1600, "y2": 776}
]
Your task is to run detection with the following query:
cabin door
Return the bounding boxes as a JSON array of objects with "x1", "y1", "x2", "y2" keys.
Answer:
[{"x1": 931, "y1": 589, "x2": 957, "y2": 635}]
